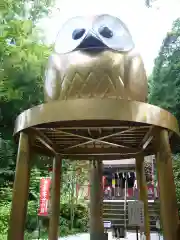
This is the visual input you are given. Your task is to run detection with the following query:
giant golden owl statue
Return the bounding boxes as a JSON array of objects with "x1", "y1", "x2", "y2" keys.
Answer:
[{"x1": 44, "y1": 14, "x2": 148, "y2": 102}]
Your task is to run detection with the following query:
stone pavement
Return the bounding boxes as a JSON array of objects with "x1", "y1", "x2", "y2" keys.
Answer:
[
  {"x1": 35, "y1": 232, "x2": 163, "y2": 240},
  {"x1": 60, "y1": 232, "x2": 163, "y2": 240}
]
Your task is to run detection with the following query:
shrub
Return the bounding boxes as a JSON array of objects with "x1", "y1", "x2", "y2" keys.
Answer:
[
  {"x1": 0, "y1": 200, "x2": 88, "y2": 239},
  {"x1": 0, "y1": 201, "x2": 11, "y2": 237},
  {"x1": 60, "y1": 203, "x2": 88, "y2": 232}
]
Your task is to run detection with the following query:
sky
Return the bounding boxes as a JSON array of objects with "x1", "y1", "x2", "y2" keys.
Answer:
[{"x1": 42, "y1": 0, "x2": 180, "y2": 75}]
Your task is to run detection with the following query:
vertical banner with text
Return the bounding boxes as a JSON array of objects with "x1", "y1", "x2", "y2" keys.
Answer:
[{"x1": 38, "y1": 177, "x2": 51, "y2": 216}]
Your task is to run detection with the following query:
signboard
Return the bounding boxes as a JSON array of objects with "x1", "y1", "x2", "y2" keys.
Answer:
[
  {"x1": 103, "y1": 221, "x2": 111, "y2": 228},
  {"x1": 38, "y1": 177, "x2": 51, "y2": 216},
  {"x1": 128, "y1": 201, "x2": 144, "y2": 227}
]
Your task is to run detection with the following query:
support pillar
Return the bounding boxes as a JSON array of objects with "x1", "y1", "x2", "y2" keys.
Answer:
[
  {"x1": 89, "y1": 160, "x2": 107, "y2": 240},
  {"x1": 135, "y1": 155, "x2": 150, "y2": 240},
  {"x1": 155, "y1": 128, "x2": 179, "y2": 240},
  {"x1": 48, "y1": 156, "x2": 62, "y2": 240},
  {"x1": 8, "y1": 132, "x2": 31, "y2": 240}
]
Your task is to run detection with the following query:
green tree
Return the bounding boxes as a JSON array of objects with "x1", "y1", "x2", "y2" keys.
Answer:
[
  {"x1": 149, "y1": 18, "x2": 180, "y2": 206},
  {"x1": 0, "y1": 0, "x2": 53, "y2": 185},
  {"x1": 172, "y1": 154, "x2": 180, "y2": 204},
  {"x1": 0, "y1": 0, "x2": 53, "y2": 237},
  {"x1": 148, "y1": 18, "x2": 180, "y2": 124}
]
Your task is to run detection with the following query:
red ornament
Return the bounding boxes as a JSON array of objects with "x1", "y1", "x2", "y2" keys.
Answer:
[{"x1": 48, "y1": 168, "x2": 53, "y2": 172}]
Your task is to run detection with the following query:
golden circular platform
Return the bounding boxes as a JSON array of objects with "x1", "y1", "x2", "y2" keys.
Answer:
[{"x1": 14, "y1": 99, "x2": 180, "y2": 160}]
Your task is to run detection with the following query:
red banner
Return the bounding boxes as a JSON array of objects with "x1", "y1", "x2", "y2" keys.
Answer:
[
  {"x1": 147, "y1": 183, "x2": 155, "y2": 199},
  {"x1": 102, "y1": 176, "x2": 106, "y2": 190},
  {"x1": 127, "y1": 188, "x2": 133, "y2": 197},
  {"x1": 38, "y1": 177, "x2": 51, "y2": 216}
]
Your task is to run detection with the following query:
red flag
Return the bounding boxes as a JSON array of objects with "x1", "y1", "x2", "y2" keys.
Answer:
[
  {"x1": 38, "y1": 177, "x2": 51, "y2": 216},
  {"x1": 128, "y1": 188, "x2": 133, "y2": 197},
  {"x1": 147, "y1": 183, "x2": 155, "y2": 199},
  {"x1": 102, "y1": 176, "x2": 106, "y2": 190}
]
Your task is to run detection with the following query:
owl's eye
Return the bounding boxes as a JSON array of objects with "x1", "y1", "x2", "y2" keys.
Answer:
[
  {"x1": 99, "y1": 26, "x2": 113, "y2": 38},
  {"x1": 54, "y1": 16, "x2": 90, "y2": 54},
  {"x1": 93, "y1": 14, "x2": 134, "y2": 52},
  {"x1": 72, "y1": 28, "x2": 86, "y2": 40}
]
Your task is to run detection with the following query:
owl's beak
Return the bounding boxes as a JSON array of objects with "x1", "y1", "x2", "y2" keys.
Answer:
[{"x1": 77, "y1": 31, "x2": 106, "y2": 51}]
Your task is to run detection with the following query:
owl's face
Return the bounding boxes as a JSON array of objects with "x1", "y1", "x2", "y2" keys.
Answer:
[{"x1": 54, "y1": 14, "x2": 135, "y2": 55}]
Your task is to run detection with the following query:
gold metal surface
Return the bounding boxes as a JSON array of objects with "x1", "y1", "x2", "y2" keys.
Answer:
[
  {"x1": 14, "y1": 14, "x2": 180, "y2": 159},
  {"x1": 13, "y1": 99, "x2": 180, "y2": 160},
  {"x1": 8, "y1": 132, "x2": 31, "y2": 240},
  {"x1": 44, "y1": 14, "x2": 147, "y2": 103},
  {"x1": 154, "y1": 129, "x2": 179, "y2": 240},
  {"x1": 89, "y1": 160, "x2": 104, "y2": 235},
  {"x1": 136, "y1": 155, "x2": 150, "y2": 240},
  {"x1": 14, "y1": 99, "x2": 179, "y2": 134},
  {"x1": 44, "y1": 50, "x2": 147, "y2": 102},
  {"x1": 48, "y1": 156, "x2": 62, "y2": 240}
]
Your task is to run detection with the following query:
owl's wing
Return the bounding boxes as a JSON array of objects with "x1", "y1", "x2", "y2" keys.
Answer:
[
  {"x1": 44, "y1": 54, "x2": 61, "y2": 102},
  {"x1": 124, "y1": 51, "x2": 148, "y2": 102}
]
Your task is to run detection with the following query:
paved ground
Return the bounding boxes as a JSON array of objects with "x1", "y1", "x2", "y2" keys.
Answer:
[
  {"x1": 35, "y1": 232, "x2": 163, "y2": 239},
  {"x1": 60, "y1": 232, "x2": 163, "y2": 240}
]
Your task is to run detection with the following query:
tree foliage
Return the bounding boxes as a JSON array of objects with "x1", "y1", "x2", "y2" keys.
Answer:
[
  {"x1": 148, "y1": 18, "x2": 180, "y2": 123},
  {"x1": 172, "y1": 154, "x2": 180, "y2": 204},
  {"x1": 0, "y1": 0, "x2": 53, "y2": 192},
  {"x1": 149, "y1": 18, "x2": 180, "y2": 205}
]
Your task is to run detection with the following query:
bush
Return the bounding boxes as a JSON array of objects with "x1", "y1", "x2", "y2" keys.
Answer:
[
  {"x1": 35, "y1": 203, "x2": 89, "y2": 238},
  {"x1": 60, "y1": 203, "x2": 88, "y2": 232},
  {"x1": 0, "y1": 200, "x2": 88, "y2": 239},
  {"x1": 26, "y1": 200, "x2": 38, "y2": 232},
  {"x1": 0, "y1": 201, "x2": 11, "y2": 237}
]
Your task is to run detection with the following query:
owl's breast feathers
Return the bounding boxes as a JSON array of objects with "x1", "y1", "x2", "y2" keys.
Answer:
[{"x1": 44, "y1": 50, "x2": 148, "y2": 103}]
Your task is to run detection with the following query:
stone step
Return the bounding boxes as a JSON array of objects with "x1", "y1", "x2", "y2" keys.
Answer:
[
  {"x1": 103, "y1": 215, "x2": 158, "y2": 220},
  {"x1": 103, "y1": 202, "x2": 158, "y2": 206},
  {"x1": 103, "y1": 205, "x2": 159, "y2": 210},
  {"x1": 102, "y1": 200, "x2": 160, "y2": 231},
  {"x1": 103, "y1": 218, "x2": 158, "y2": 224},
  {"x1": 103, "y1": 208, "x2": 159, "y2": 214}
]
